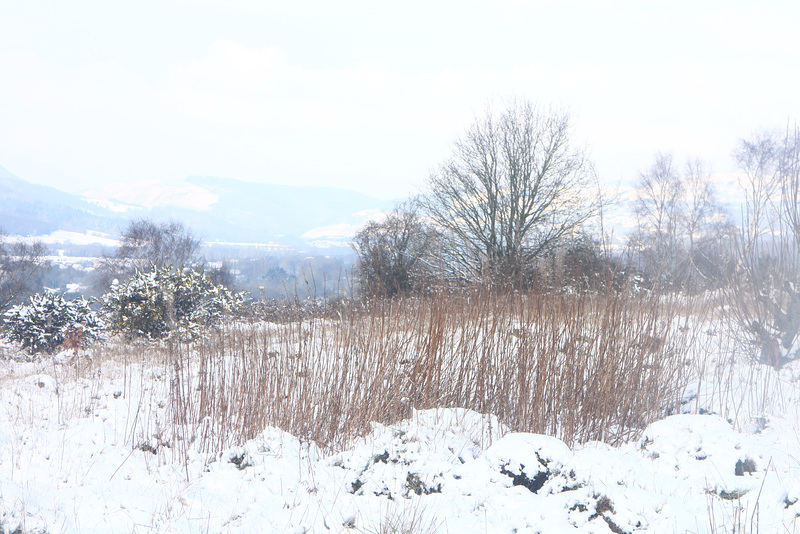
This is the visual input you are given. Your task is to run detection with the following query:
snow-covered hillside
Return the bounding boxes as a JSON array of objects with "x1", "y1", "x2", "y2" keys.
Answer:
[{"x1": 0, "y1": 165, "x2": 394, "y2": 251}]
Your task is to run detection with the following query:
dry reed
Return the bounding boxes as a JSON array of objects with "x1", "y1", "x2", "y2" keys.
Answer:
[{"x1": 172, "y1": 285, "x2": 697, "y2": 453}]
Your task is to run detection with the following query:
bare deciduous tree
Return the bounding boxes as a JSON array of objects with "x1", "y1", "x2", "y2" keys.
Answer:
[
  {"x1": 734, "y1": 131, "x2": 785, "y2": 249},
  {"x1": 351, "y1": 205, "x2": 439, "y2": 297},
  {"x1": 628, "y1": 154, "x2": 732, "y2": 289},
  {"x1": 628, "y1": 153, "x2": 683, "y2": 279},
  {"x1": 117, "y1": 218, "x2": 200, "y2": 270},
  {"x1": 97, "y1": 219, "x2": 201, "y2": 288},
  {"x1": 0, "y1": 230, "x2": 48, "y2": 311},
  {"x1": 729, "y1": 125, "x2": 800, "y2": 367},
  {"x1": 419, "y1": 99, "x2": 598, "y2": 284},
  {"x1": 681, "y1": 158, "x2": 736, "y2": 287}
]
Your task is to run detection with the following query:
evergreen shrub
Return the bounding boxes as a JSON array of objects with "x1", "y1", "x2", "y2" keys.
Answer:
[{"x1": 2, "y1": 290, "x2": 101, "y2": 354}]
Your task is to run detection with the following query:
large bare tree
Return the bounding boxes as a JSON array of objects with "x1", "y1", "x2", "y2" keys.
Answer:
[{"x1": 419, "y1": 99, "x2": 597, "y2": 283}]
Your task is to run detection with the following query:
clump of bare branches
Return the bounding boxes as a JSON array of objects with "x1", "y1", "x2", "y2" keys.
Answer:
[
  {"x1": 627, "y1": 154, "x2": 735, "y2": 291},
  {"x1": 535, "y1": 232, "x2": 626, "y2": 292},
  {"x1": 0, "y1": 229, "x2": 48, "y2": 312},
  {"x1": 96, "y1": 218, "x2": 201, "y2": 289},
  {"x1": 351, "y1": 204, "x2": 440, "y2": 297},
  {"x1": 727, "y1": 125, "x2": 800, "y2": 367}
]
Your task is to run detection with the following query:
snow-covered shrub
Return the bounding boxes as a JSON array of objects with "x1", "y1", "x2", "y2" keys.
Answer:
[
  {"x1": 99, "y1": 266, "x2": 245, "y2": 340},
  {"x1": 2, "y1": 289, "x2": 101, "y2": 354}
]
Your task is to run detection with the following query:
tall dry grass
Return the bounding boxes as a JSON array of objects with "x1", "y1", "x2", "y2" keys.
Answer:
[{"x1": 171, "y1": 285, "x2": 698, "y2": 453}]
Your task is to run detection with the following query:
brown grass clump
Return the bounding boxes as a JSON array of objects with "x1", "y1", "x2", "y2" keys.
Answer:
[{"x1": 172, "y1": 285, "x2": 696, "y2": 453}]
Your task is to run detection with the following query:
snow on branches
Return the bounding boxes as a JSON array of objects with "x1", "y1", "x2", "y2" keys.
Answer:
[
  {"x1": 2, "y1": 290, "x2": 101, "y2": 354},
  {"x1": 98, "y1": 266, "x2": 245, "y2": 341}
]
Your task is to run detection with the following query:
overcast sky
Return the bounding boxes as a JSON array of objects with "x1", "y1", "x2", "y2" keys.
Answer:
[{"x1": 1, "y1": 1, "x2": 798, "y2": 200}]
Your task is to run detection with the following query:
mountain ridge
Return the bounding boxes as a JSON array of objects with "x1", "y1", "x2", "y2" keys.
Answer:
[{"x1": 0, "y1": 165, "x2": 395, "y2": 252}]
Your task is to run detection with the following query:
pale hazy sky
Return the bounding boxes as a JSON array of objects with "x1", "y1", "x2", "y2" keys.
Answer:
[{"x1": 1, "y1": 1, "x2": 798, "y2": 200}]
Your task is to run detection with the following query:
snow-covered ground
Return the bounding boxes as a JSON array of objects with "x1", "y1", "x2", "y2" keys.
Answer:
[{"x1": 2, "y1": 325, "x2": 800, "y2": 533}]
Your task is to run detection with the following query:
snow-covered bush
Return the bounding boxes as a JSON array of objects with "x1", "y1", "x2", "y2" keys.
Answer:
[
  {"x1": 2, "y1": 289, "x2": 101, "y2": 354},
  {"x1": 99, "y1": 266, "x2": 245, "y2": 340}
]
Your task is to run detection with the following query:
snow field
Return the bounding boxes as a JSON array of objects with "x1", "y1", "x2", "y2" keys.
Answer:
[{"x1": 2, "y1": 311, "x2": 800, "y2": 532}]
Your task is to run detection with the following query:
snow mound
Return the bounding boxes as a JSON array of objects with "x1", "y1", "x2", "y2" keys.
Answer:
[{"x1": 2, "y1": 352, "x2": 800, "y2": 532}]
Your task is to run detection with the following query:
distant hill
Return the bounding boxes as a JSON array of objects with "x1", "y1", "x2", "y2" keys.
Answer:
[
  {"x1": 183, "y1": 175, "x2": 391, "y2": 243},
  {"x1": 0, "y1": 165, "x2": 396, "y2": 252},
  {"x1": 0, "y1": 164, "x2": 119, "y2": 235}
]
